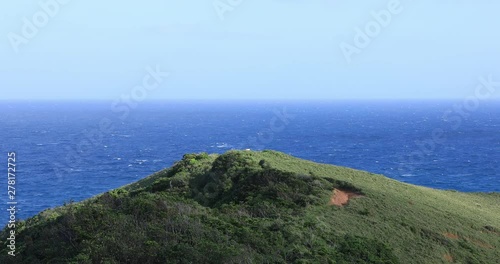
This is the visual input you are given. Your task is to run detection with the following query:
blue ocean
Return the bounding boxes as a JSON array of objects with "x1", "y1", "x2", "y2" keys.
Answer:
[{"x1": 1, "y1": 100, "x2": 499, "y2": 225}]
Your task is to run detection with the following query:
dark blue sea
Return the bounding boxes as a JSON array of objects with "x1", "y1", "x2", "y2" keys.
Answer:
[{"x1": 1, "y1": 100, "x2": 499, "y2": 225}]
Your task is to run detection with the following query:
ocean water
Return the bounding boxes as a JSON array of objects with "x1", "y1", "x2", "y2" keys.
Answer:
[{"x1": 0, "y1": 100, "x2": 499, "y2": 224}]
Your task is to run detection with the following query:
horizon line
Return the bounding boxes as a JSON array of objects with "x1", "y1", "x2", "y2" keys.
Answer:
[{"x1": 2, "y1": 98, "x2": 500, "y2": 102}]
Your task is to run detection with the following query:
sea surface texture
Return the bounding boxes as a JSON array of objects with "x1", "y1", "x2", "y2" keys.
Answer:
[{"x1": 0, "y1": 100, "x2": 498, "y2": 223}]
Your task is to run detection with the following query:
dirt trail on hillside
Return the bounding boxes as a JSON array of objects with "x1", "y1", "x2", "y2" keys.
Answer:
[{"x1": 329, "y1": 188, "x2": 363, "y2": 206}]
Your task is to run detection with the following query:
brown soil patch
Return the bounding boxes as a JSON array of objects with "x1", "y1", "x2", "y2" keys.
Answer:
[
  {"x1": 329, "y1": 188, "x2": 363, "y2": 207},
  {"x1": 443, "y1": 232, "x2": 459, "y2": 239},
  {"x1": 489, "y1": 231, "x2": 500, "y2": 236},
  {"x1": 466, "y1": 238, "x2": 494, "y2": 249},
  {"x1": 442, "y1": 232, "x2": 494, "y2": 249},
  {"x1": 443, "y1": 253, "x2": 453, "y2": 262}
]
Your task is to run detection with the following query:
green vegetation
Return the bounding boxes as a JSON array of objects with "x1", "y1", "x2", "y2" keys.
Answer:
[{"x1": 1, "y1": 150, "x2": 499, "y2": 263}]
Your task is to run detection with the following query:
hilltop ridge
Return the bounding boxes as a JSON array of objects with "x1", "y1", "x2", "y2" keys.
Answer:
[{"x1": 1, "y1": 150, "x2": 499, "y2": 263}]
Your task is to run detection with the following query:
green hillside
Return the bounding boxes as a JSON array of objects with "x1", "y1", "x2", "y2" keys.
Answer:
[{"x1": 1, "y1": 150, "x2": 499, "y2": 263}]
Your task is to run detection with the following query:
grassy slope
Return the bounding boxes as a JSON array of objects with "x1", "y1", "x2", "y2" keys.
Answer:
[
  {"x1": 1, "y1": 150, "x2": 499, "y2": 263},
  {"x1": 252, "y1": 151, "x2": 500, "y2": 263}
]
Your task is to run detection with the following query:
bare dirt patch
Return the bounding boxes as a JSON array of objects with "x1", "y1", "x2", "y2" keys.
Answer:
[
  {"x1": 443, "y1": 232, "x2": 459, "y2": 239},
  {"x1": 442, "y1": 233, "x2": 494, "y2": 249},
  {"x1": 443, "y1": 253, "x2": 453, "y2": 262},
  {"x1": 329, "y1": 188, "x2": 363, "y2": 207},
  {"x1": 466, "y1": 238, "x2": 494, "y2": 249}
]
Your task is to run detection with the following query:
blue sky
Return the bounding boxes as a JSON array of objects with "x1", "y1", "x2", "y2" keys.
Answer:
[{"x1": 1, "y1": 0, "x2": 499, "y2": 100}]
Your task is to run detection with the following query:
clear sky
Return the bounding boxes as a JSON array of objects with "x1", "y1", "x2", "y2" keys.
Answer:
[{"x1": 1, "y1": 0, "x2": 499, "y2": 100}]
